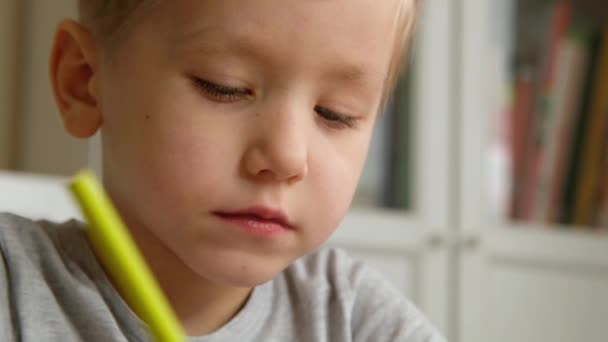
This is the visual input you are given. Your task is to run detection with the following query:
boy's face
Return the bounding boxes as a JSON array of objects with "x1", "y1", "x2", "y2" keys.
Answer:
[{"x1": 96, "y1": 0, "x2": 400, "y2": 287}]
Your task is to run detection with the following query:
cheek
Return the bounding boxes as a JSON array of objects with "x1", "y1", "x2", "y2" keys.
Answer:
[
  {"x1": 139, "y1": 123, "x2": 237, "y2": 209},
  {"x1": 302, "y1": 135, "x2": 371, "y2": 243},
  {"x1": 103, "y1": 104, "x2": 238, "y2": 229}
]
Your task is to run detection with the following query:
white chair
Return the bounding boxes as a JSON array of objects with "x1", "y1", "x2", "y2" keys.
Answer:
[{"x1": 0, "y1": 171, "x2": 82, "y2": 221}]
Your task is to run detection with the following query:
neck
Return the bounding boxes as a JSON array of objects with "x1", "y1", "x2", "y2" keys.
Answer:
[
  {"x1": 93, "y1": 218, "x2": 252, "y2": 337},
  {"x1": 144, "y1": 242, "x2": 252, "y2": 336}
]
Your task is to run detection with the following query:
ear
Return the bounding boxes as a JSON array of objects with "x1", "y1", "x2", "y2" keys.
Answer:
[{"x1": 49, "y1": 19, "x2": 102, "y2": 138}]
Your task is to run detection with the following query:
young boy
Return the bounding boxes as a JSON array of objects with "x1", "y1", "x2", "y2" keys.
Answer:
[{"x1": 0, "y1": 0, "x2": 446, "y2": 341}]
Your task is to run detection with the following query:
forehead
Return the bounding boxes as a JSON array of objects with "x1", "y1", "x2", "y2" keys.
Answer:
[
  {"x1": 142, "y1": 0, "x2": 402, "y2": 84},
  {"x1": 160, "y1": 0, "x2": 400, "y2": 39}
]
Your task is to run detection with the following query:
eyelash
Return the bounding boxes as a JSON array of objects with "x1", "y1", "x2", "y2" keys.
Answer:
[
  {"x1": 192, "y1": 77, "x2": 358, "y2": 129},
  {"x1": 193, "y1": 78, "x2": 252, "y2": 102},
  {"x1": 314, "y1": 106, "x2": 358, "y2": 129}
]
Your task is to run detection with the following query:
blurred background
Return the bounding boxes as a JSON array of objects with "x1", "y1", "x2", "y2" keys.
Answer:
[{"x1": 1, "y1": 0, "x2": 608, "y2": 341}]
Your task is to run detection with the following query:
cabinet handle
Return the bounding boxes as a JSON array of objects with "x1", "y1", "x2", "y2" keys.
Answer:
[
  {"x1": 425, "y1": 234, "x2": 481, "y2": 250},
  {"x1": 426, "y1": 233, "x2": 444, "y2": 248},
  {"x1": 461, "y1": 234, "x2": 480, "y2": 250}
]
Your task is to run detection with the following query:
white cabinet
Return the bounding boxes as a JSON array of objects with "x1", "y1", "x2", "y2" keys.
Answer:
[
  {"x1": 329, "y1": 0, "x2": 455, "y2": 337},
  {"x1": 460, "y1": 228, "x2": 608, "y2": 342},
  {"x1": 457, "y1": 1, "x2": 608, "y2": 341}
]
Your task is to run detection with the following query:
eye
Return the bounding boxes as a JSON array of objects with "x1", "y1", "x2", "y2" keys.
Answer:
[
  {"x1": 314, "y1": 105, "x2": 358, "y2": 129},
  {"x1": 192, "y1": 78, "x2": 252, "y2": 102}
]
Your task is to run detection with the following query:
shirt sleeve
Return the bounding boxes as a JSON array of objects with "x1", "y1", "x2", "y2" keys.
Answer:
[
  {"x1": 0, "y1": 223, "x2": 17, "y2": 342},
  {"x1": 347, "y1": 258, "x2": 447, "y2": 342}
]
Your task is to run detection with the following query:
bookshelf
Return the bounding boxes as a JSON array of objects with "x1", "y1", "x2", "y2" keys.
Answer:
[
  {"x1": 330, "y1": 0, "x2": 455, "y2": 336},
  {"x1": 492, "y1": 0, "x2": 608, "y2": 229},
  {"x1": 458, "y1": 1, "x2": 608, "y2": 342}
]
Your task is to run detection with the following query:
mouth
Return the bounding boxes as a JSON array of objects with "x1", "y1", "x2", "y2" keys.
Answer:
[{"x1": 213, "y1": 206, "x2": 294, "y2": 236}]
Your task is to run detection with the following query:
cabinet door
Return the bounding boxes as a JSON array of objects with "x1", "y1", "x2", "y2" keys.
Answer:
[
  {"x1": 328, "y1": 0, "x2": 456, "y2": 337},
  {"x1": 458, "y1": 1, "x2": 608, "y2": 341},
  {"x1": 461, "y1": 228, "x2": 608, "y2": 342}
]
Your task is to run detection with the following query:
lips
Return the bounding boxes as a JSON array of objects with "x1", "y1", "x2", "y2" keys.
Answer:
[{"x1": 213, "y1": 206, "x2": 294, "y2": 231}]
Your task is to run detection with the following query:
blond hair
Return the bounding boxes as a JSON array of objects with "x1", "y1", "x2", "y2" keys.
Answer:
[
  {"x1": 381, "y1": 0, "x2": 419, "y2": 108},
  {"x1": 79, "y1": 0, "x2": 419, "y2": 98},
  {"x1": 78, "y1": 0, "x2": 153, "y2": 46}
]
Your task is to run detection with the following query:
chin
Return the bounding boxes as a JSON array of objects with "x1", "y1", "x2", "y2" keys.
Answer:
[
  {"x1": 215, "y1": 265, "x2": 285, "y2": 288},
  {"x1": 191, "y1": 253, "x2": 293, "y2": 288},
  {"x1": 227, "y1": 272, "x2": 278, "y2": 288}
]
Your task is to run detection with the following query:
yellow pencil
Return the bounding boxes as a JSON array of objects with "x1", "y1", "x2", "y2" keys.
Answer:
[{"x1": 69, "y1": 170, "x2": 185, "y2": 342}]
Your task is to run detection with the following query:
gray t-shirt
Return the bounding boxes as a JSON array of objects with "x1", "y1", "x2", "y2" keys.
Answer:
[{"x1": 0, "y1": 213, "x2": 446, "y2": 342}]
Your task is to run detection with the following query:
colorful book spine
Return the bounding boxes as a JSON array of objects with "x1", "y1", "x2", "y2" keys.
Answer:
[
  {"x1": 509, "y1": 69, "x2": 534, "y2": 220},
  {"x1": 597, "y1": 137, "x2": 608, "y2": 228},
  {"x1": 544, "y1": 31, "x2": 591, "y2": 224},
  {"x1": 573, "y1": 29, "x2": 608, "y2": 226},
  {"x1": 559, "y1": 30, "x2": 603, "y2": 224},
  {"x1": 519, "y1": 0, "x2": 572, "y2": 221}
]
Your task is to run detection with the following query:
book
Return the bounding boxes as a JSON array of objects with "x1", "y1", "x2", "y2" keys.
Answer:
[
  {"x1": 596, "y1": 137, "x2": 608, "y2": 228},
  {"x1": 573, "y1": 28, "x2": 608, "y2": 226},
  {"x1": 519, "y1": 0, "x2": 573, "y2": 221},
  {"x1": 509, "y1": 68, "x2": 535, "y2": 220},
  {"x1": 539, "y1": 30, "x2": 592, "y2": 224},
  {"x1": 559, "y1": 30, "x2": 603, "y2": 224}
]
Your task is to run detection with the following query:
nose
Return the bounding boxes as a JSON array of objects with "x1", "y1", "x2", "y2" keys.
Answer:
[{"x1": 242, "y1": 104, "x2": 309, "y2": 184}]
